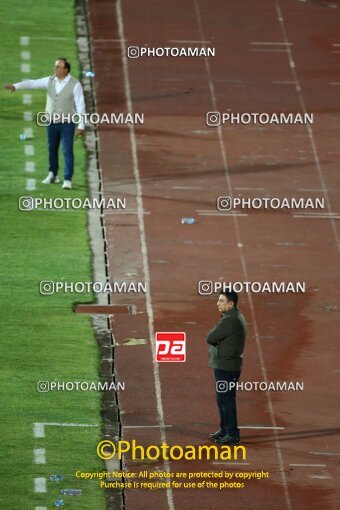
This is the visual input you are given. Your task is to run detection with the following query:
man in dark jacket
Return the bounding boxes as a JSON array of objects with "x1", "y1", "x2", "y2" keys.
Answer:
[{"x1": 207, "y1": 290, "x2": 247, "y2": 445}]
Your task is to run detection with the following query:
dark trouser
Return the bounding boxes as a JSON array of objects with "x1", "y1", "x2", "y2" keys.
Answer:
[
  {"x1": 47, "y1": 122, "x2": 75, "y2": 180},
  {"x1": 214, "y1": 368, "x2": 241, "y2": 437}
]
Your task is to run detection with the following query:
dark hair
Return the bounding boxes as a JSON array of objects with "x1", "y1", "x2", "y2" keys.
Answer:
[
  {"x1": 58, "y1": 57, "x2": 71, "y2": 73},
  {"x1": 221, "y1": 290, "x2": 238, "y2": 307}
]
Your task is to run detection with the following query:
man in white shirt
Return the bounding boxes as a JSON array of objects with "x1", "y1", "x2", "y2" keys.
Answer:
[{"x1": 5, "y1": 58, "x2": 85, "y2": 190}]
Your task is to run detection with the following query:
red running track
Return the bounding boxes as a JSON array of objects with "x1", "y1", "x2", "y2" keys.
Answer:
[{"x1": 88, "y1": 1, "x2": 340, "y2": 509}]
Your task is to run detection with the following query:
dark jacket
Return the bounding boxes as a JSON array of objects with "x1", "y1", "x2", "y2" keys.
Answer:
[{"x1": 207, "y1": 307, "x2": 247, "y2": 371}]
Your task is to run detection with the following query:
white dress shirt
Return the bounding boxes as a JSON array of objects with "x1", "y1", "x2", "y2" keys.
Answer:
[{"x1": 14, "y1": 74, "x2": 86, "y2": 129}]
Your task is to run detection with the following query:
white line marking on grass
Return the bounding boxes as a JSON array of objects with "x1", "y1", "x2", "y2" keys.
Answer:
[
  {"x1": 23, "y1": 94, "x2": 32, "y2": 105},
  {"x1": 33, "y1": 421, "x2": 98, "y2": 438},
  {"x1": 34, "y1": 448, "x2": 46, "y2": 464},
  {"x1": 20, "y1": 36, "x2": 29, "y2": 45},
  {"x1": 34, "y1": 423, "x2": 45, "y2": 438},
  {"x1": 275, "y1": 0, "x2": 340, "y2": 253},
  {"x1": 34, "y1": 478, "x2": 46, "y2": 493},
  {"x1": 21, "y1": 63, "x2": 31, "y2": 73},
  {"x1": 24, "y1": 111, "x2": 33, "y2": 121},
  {"x1": 194, "y1": 3, "x2": 292, "y2": 509},
  {"x1": 26, "y1": 178, "x2": 36, "y2": 191},
  {"x1": 21, "y1": 51, "x2": 31, "y2": 60},
  {"x1": 290, "y1": 463, "x2": 326, "y2": 467},
  {"x1": 24, "y1": 144, "x2": 34, "y2": 156},
  {"x1": 35, "y1": 507, "x2": 47, "y2": 510},
  {"x1": 25, "y1": 161, "x2": 35, "y2": 172},
  {"x1": 30, "y1": 36, "x2": 73, "y2": 40},
  {"x1": 24, "y1": 127, "x2": 33, "y2": 137},
  {"x1": 116, "y1": 3, "x2": 174, "y2": 510},
  {"x1": 44, "y1": 422, "x2": 99, "y2": 427}
]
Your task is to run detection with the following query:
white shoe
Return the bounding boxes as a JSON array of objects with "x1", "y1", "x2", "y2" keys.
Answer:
[
  {"x1": 42, "y1": 172, "x2": 60, "y2": 184},
  {"x1": 62, "y1": 180, "x2": 72, "y2": 189}
]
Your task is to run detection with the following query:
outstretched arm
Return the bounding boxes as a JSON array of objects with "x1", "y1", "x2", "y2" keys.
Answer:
[{"x1": 4, "y1": 77, "x2": 49, "y2": 92}]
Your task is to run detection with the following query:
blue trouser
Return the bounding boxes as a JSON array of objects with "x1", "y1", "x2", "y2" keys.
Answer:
[
  {"x1": 214, "y1": 368, "x2": 241, "y2": 437},
  {"x1": 47, "y1": 122, "x2": 76, "y2": 180}
]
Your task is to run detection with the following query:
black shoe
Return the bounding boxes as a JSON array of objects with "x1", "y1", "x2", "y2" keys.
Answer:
[
  {"x1": 215, "y1": 434, "x2": 240, "y2": 445},
  {"x1": 209, "y1": 429, "x2": 225, "y2": 440}
]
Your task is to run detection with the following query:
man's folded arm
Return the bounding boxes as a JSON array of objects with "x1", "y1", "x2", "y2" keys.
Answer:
[{"x1": 206, "y1": 319, "x2": 232, "y2": 345}]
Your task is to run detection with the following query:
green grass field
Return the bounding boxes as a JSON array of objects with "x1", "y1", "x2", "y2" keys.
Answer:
[{"x1": 0, "y1": 2, "x2": 106, "y2": 509}]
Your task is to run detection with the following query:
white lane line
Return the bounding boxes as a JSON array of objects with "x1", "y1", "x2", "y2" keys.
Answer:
[
  {"x1": 293, "y1": 214, "x2": 340, "y2": 219},
  {"x1": 34, "y1": 448, "x2": 46, "y2": 464},
  {"x1": 33, "y1": 423, "x2": 45, "y2": 438},
  {"x1": 239, "y1": 426, "x2": 285, "y2": 430},
  {"x1": 24, "y1": 111, "x2": 33, "y2": 121},
  {"x1": 251, "y1": 41, "x2": 293, "y2": 45},
  {"x1": 20, "y1": 36, "x2": 29, "y2": 45},
  {"x1": 25, "y1": 161, "x2": 35, "y2": 172},
  {"x1": 275, "y1": 0, "x2": 340, "y2": 253},
  {"x1": 21, "y1": 51, "x2": 31, "y2": 60},
  {"x1": 116, "y1": 3, "x2": 174, "y2": 510},
  {"x1": 289, "y1": 463, "x2": 326, "y2": 467},
  {"x1": 194, "y1": 3, "x2": 292, "y2": 509},
  {"x1": 235, "y1": 187, "x2": 265, "y2": 190},
  {"x1": 125, "y1": 425, "x2": 173, "y2": 429},
  {"x1": 216, "y1": 79, "x2": 243, "y2": 83},
  {"x1": 329, "y1": 82, "x2": 340, "y2": 85},
  {"x1": 93, "y1": 38, "x2": 126, "y2": 42},
  {"x1": 273, "y1": 80, "x2": 298, "y2": 84},
  {"x1": 250, "y1": 48, "x2": 288, "y2": 52},
  {"x1": 104, "y1": 209, "x2": 150, "y2": 215},
  {"x1": 297, "y1": 188, "x2": 326, "y2": 191},
  {"x1": 169, "y1": 39, "x2": 211, "y2": 44},
  {"x1": 309, "y1": 474, "x2": 333, "y2": 479},
  {"x1": 172, "y1": 186, "x2": 203, "y2": 189},
  {"x1": 21, "y1": 63, "x2": 31, "y2": 73},
  {"x1": 24, "y1": 127, "x2": 33, "y2": 137},
  {"x1": 26, "y1": 178, "x2": 36, "y2": 191},
  {"x1": 24, "y1": 144, "x2": 34, "y2": 156},
  {"x1": 158, "y1": 78, "x2": 187, "y2": 81},
  {"x1": 310, "y1": 451, "x2": 340, "y2": 456},
  {"x1": 197, "y1": 211, "x2": 248, "y2": 217},
  {"x1": 23, "y1": 94, "x2": 32, "y2": 104},
  {"x1": 213, "y1": 462, "x2": 251, "y2": 466},
  {"x1": 34, "y1": 478, "x2": 46, "y2": 493}
]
